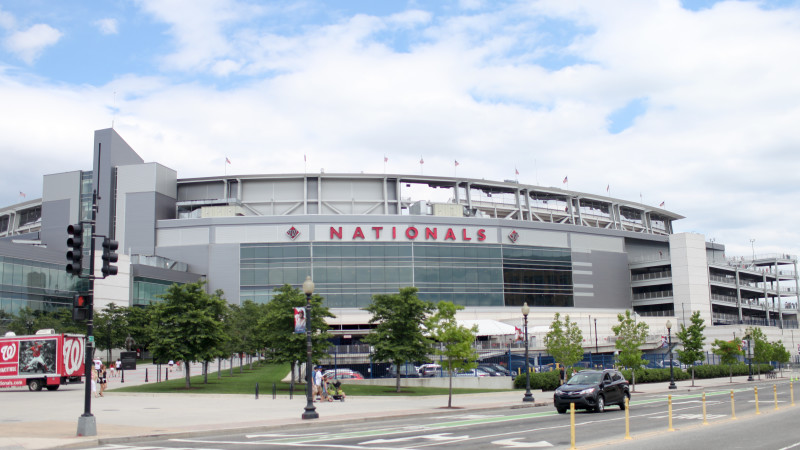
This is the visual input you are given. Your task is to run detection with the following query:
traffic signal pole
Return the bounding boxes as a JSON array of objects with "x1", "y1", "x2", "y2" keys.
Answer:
[{"x1": 76, "y1": 189, "x2": 98, "y2": 437}]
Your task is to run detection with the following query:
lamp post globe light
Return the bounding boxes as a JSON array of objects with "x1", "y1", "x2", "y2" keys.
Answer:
[
  {"x1": 666, "y1": 320, "x2": 677, "y2": 390},
  {"x1": 522, "y1": 302, "x2": 534, "y2": 402},
  {"x1": 301, "y1": 276, "x2": 319, "y2": 420}
]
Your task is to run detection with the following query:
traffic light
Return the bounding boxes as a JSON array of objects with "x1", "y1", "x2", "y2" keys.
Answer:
[
  {"x1": 72, "y1": 294, "x2": 91, "y2": 321},
  {"x1": 101, "y1": 237, "x2": 119, "y2": 277},
  {"x1": 66, "y1": 223, "x2": 84, "y2": 276}
]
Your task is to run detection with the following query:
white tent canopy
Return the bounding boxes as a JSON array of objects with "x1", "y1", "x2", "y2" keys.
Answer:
[{"x1": 457, "y1": 319, "x2": 517, "y2": 337}]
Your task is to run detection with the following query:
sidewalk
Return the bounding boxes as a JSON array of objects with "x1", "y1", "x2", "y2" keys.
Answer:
[{"x1": 0, "y1": 363, "x2": 793, "y2": 450}]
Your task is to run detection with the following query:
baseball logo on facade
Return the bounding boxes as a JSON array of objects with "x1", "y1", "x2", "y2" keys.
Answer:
[
  {"x1": 508, "y1": 230, "x2": 519, "y2": 243},
  {"x1": 286, "y1": 226, "x2": 301, "y2": 240}
]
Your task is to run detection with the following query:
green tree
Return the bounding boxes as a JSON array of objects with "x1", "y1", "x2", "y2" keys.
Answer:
[
  {"x1": 675, "y1": 311, "x2": 706, "y2": 386},
  {"x1": 424, "y1": 301, "x2": 479, "y2": 408},
  {"x1": 94, "y1": 303, "x2": 128, "y2": 363},
  {"x1": 256, "y1": 284, "x2": 334, "y2": 382},
  {"x1": 770, "y1": 340, "x2": 791, "y2": 377},
  {"x1": 747, "y1": 327, "x2": 770, "y2": 380},
  {"x1": 543, "y1": 312, "x2": 584, "y2": 376},
  {"x1": 227, "y1": 301, "x2": 265, "y2": 374},
  {"x1": 363, "y1": 287, "x2": 434, "y2": 393},
  {"x1": 611, "y1": 310, "x2": 649, "y2": 391},
  {"x1": 148, "y1": 281, "x2": 229, "y2": 388},
  {"x1": 124, "y1": 305, "x2": 155, "y2": 354},
  {"x1": 711, "y1": 338, "x2": 743, "y2": 382}
]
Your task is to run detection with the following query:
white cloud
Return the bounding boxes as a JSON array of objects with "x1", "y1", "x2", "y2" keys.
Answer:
[
  {"x1": 4, "y1": 23, "x2": 62, "y2": 64},
  {"x1": 1, "y1": 0, "x2": 800, "y2": 258},
  {"x1": 0, "y1": 7, "x2": 16, "y2": 30},
  {"x1": 95, "y1": 18, "x2": 119, "y2": 35}
]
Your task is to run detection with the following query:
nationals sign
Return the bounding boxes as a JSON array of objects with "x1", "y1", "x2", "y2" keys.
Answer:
[{"x1": 317, "y1": 225, "x2": 497, "y2": 243}]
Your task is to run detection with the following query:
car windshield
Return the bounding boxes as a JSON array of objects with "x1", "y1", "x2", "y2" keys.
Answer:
[{"x1": 566, "y1": 372, "x2": 603, "y2": 385}]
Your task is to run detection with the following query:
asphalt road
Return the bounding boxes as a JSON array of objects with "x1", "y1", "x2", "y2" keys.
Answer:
[{"x1": 82, "y1": 380, "x2": 800, "y2": 449}]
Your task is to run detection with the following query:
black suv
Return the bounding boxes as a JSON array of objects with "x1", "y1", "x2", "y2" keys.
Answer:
[{"x1": 553, "y1": 369, "x2": 630, "y2": 413}]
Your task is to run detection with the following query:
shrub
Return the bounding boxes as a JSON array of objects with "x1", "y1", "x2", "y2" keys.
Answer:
[{"x1": 514, "y1": 370, "x2": 560, "y2": 391}]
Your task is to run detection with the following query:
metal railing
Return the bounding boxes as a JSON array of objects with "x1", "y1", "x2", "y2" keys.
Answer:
[
  {"x1": 632, "y1": 290, "x2": 673, "y2": 300},
  {"x1": 631, "y1": 271, "x2": 672, "y2": 281}
]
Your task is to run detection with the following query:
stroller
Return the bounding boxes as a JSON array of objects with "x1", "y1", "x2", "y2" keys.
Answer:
[{"x1": 328, "y1": 380, "x2": 346, "y2": 401}]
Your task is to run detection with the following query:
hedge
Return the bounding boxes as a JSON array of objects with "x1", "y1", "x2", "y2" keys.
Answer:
[{"x1": 514, "y1": 363, "x2": 775, "y2": 391}]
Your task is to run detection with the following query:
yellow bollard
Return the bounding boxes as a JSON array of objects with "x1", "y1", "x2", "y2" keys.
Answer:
[
  {"x1": 731, "y1": 390, "x2": 737, "y2": 420},
  {"x1": 570, "y1": 402, "x2": 576, "y2": 449},
  {"x1": 774, "y1": 384, "x2": 779, "y2": 410},
  {"x1": 668, "y1": 394, "x2": 674, "y2": 431},
  {"x1": 755, "y1": 386, "x2": 760, "y2": 415},
  {"x1": 702, "y1": 392, "x2": 708, "y2": 425},
  {"x1": 625, "y1": 396, "x2": 632, "y2": 439}
]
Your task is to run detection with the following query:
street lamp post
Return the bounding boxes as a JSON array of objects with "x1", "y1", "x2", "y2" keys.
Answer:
[
  {"x1": 748, "y1": 339, "x2": 754, "y2": 381},
  {"x1": 301, "y1": 276, "x2": 319, "y2": 420},
  {"x1": 594, "y1": 318, "x2": 599, "y2": 354},
  {"x1": 666, "y1": 320, "x2": 677, "y2": 390},
  {"x1": 522, "y1": 302, "x2": 534, "y2": 402},
  {"x1": 25, "y1": 318, "x2": 33, "y2": 335}
]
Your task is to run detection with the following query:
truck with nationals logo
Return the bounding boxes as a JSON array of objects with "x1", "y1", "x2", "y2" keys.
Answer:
[{"x1": 0, "y1": 331, "x2": 85, "y2": 391}]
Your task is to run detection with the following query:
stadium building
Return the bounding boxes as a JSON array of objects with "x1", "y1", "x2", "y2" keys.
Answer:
[{"x1": 1, "y1": 128, "x2": 798, "y2": 351}]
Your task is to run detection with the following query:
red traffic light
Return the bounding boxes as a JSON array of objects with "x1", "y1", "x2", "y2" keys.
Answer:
[{"x1": 75, "y1": 295, "x2": 86, "y2": 307}]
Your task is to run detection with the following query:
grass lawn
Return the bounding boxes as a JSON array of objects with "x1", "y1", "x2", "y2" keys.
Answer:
[{"x1": 110, "y1": 362, "x2": 511, "y2": 396}]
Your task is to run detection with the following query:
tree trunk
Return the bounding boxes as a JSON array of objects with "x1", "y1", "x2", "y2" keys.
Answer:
[
  {"x1": 729, "y1": 364, "x2": 732, "y2": 383},
  {"x1": 203, "y1": 361, "x2": 208, "y2": 384},
  {"x1": 448, "y1": 360, "x2": 453, "y2": 408},
  {"x1": 239, "y1": 354, "x2": 243, "y2": 373},
  {"x1": 395, "y1": 360, "x2": 401, "y2": 393},
  {"x1": 230, "y1": 355, "x2": 233, "y2": 376},
  {"x1": 185, "y1": 362, "x2": 191, "y2": 389},
  {"x1": 691, "y1": 366, "x2": 695, "y2": 387},
  {"x1": 631, "y1": 369, "x2": 637, "y2": 392},
  {"x1": 217, "y1": 358, "x2": 221, "y2": 380}
]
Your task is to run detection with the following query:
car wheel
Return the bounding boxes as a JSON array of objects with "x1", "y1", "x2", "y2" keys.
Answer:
[
  {"x1": 595, "y1": 395, "x2": 605, "y2": 413},
  {"x1": 620, "y1": 393, "x2": 630, "y2": 410},
  {"x1": 556, "y1": 406, "x2": 567, "y2": 414}
]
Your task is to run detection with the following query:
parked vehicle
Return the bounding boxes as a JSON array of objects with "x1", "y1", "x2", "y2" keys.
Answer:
[
  {"x1": 553, "y1": 369, "x2": 630, "y2": 414},
  {"x1": 323, "y1": 369, "x2": 364, "y2": 380},
  {"x1": 387, "y1": 363, "x2": 420, "y2": 378},
  {"x1": 454, "y1": 367, "x2": 491, "y2": 377},
  {"x1": 417, "y1": 364, "x2": 442, "y2": 377},
  {"x1": 477, "y1": 365, "x2": 502, "y2": 376},
  {"x1": 479, "y1": 363, "x2": 511, "y2": 376},
  {"x1": 0, "y1": 331, "x2": 85, "y2": 391}
]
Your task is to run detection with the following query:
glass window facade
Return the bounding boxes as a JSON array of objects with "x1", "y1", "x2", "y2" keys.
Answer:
[
  {"x1": 502, "y1": 246, "x2": 573, "y2": 307},
  {"x1": 240, "y1": 242, "x2": 573, "y2": 308},
  {"x1": 132, "y1": 277, "x2": 178, "y2": 307},
  {"x1": 0, "y1": 256, "x2": 82, "y2": 314}
]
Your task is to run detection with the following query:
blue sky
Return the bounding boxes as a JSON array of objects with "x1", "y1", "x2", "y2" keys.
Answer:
[{"x1": 1, "y1": 0, "x2": 800, "y2": 257}]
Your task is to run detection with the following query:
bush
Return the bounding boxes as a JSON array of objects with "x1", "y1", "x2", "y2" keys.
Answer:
[
  {"x1": 514, "y1": 370, "x2": 560, "y2": 391},
  {"x1": 620, "y1": 368, "x2": 690, "y2": 384}
]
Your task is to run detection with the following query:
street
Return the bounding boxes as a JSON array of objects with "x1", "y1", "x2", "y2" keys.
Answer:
[{"x1": 80, "y1": 380, "x2": 800, "y2": 449}]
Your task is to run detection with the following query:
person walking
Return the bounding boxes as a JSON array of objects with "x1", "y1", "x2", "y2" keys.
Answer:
[
  {"x1": 98, "y1": 364, "x2": 108, "y2": 397},
  {"x1": 91, "y1": 366, "x2": 98, "y2": 398},
  {"x1": 313, "y1": 366, "x2": 323, "y2": 401},
  {"x1": 115, "y1": 358, "x2": 121, "y2": 377}
]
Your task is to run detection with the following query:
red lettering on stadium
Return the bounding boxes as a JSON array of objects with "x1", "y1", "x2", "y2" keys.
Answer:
[{"x1": 327, "y1": 226, "x2": 487, "y2": 242}]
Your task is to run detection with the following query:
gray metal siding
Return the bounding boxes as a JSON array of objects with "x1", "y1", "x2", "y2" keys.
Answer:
[{"x1": 572, "y1": 251, "x2": 631, "y2": 308}]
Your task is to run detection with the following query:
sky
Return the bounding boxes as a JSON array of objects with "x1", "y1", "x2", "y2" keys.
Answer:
[{"x1": 1, "y1": 0, "x2": 799, "y2": 258}]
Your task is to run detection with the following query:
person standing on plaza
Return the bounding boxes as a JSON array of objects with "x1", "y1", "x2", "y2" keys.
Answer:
[
  {"x1": 313, "y1": 366, "x2": 323, "y2": 401},
  {"x1": 98, "y1": 364, "x2": 108, "y2": 397},
  {"x1": 91, "y1": 366, "x2": 98, "y2": 398}
]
